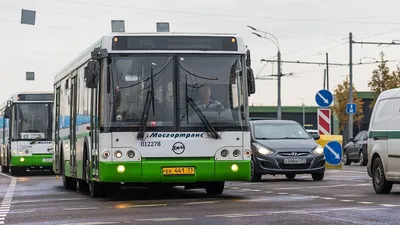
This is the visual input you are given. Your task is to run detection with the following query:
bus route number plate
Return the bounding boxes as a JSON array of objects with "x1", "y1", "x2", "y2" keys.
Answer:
[
  {"x1": 162, "y1": 167, "x2": 195, "y2": 175},
  {"x1": 42, "y1": 158, "x2": 53, "y2": 162}
]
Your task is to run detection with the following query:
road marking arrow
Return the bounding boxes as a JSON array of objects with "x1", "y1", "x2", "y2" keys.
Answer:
[
  {"x1": 317, "y1": 92, "x2": 329, "y2": 104},
  {"x1": 326, "y1": 144, "x2": 340, "y2": 159}
]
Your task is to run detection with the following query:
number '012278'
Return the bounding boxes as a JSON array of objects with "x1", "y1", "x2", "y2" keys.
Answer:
[{"x1": 140, "y1": 141, "x2": 161, "y2": 147}]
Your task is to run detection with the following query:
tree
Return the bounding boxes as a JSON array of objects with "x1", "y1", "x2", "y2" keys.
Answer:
[
  {"x1": 331, "y1": 77, "x2": 364, "y2": 131},
  {"x1": 368, "y1": 51, "x2": 400, "y2": 108}
]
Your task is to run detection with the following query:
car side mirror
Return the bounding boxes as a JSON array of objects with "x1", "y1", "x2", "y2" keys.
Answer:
[
  {"x1": 349, "y1": 137, "x2": 354, "y2": 142},
  {"x1": 312, "y1": 134, "x2": 320, "y2": 140}
]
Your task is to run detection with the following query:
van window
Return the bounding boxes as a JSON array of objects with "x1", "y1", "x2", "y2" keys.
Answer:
[{"x1": 372, "y1": 98, "x2": 400, "y2": 130}]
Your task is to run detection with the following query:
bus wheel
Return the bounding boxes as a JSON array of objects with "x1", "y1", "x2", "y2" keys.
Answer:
[
  {"x1": 78, "y1": 180, "x2": 89, "y2": 192},
  {"x1": 205, "y1": 181, "x2": 225, "y2": 195},
  {"x1": 1, "y1": 165, "x2": 9, "y2": 173},
  {"x1": 89, "y1": 181, "x2": 105, "y2": 198},
  {"x1": 10, "y1": 167, "x2": 21, "y2": 176}
]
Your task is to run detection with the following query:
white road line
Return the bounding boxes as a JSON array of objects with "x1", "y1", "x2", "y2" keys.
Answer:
[
  {"x1": 341, "y1": 199, "x2": 355, "y2": 202},
  {"x1": 276, "y1": 183, "x2": 369, "y2": 190},
  {"x1": 380, "y1": 204, "x2": 400, "y2": 207},
  {"x1": 12, "y1": 197, "x2": 86, "y2": 204},
  {"x1": 183, "y1": 201, "x2": 219, "y2": 205},
  {"x1": 129, "y1": 204, "x2": 167, "y2": 208},
  {"x1": 277, "y1": 192, "x2": 288, "y2": 195},
  {"x1": 59, "y1": 222, "x2": 119, "y2": 225},
  {"x1": 265, "y1": 191, "x2": 274, "y2": 193},
  {"x1": 0, "y1": 173, "x2": 15, "y2": 180},
  {"x1": 320, "y1": 197, "x2": 336, "y2": 200},
  {"x1": 358, "y1": 202, "x2": 373, "y2": 204},
  {"x1": 0, "y1": 178, "x2": 16, "y2": 224},
  {"x1": 136, "y1": 217, "x2": 193, "y2": 222},
  {"x1": 62, "y1": 207, "x2": 99, "y2": 211}
]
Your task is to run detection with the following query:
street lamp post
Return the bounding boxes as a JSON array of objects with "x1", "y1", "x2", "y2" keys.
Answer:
[
  {"x1": 300, "y1": 98, "x2": 305, "y2": 126},
  {"x1": 247, "y1": 25, "x2": 282, "y2": 119}
]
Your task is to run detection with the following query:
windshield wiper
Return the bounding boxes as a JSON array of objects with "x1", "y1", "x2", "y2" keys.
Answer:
[
  {"x1": 30, "y1": 127, "x2": 50, "y2": 145},
  {"x1": 137, "y1": 67, "x2": 155, "y2": 140},
  {"x1": 186, "y1": 97, "x2": 220, "y2": 139}
]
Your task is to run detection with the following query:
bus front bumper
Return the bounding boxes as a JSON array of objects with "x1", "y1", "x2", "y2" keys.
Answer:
[
  {"x1": 11, "y1": 154, "x2": 53, "y2": 167},
  {"x1": 98, "y1": 159, "x2": 250, "y2": 183}
]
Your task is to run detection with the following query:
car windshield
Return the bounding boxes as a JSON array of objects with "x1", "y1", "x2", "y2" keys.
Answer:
[
  {"x1": 12, "y1": 103, "x2": 52, "y2": 140},
  {"x1": 254, "y1": 122, "x2": 312, "y2": 139}
]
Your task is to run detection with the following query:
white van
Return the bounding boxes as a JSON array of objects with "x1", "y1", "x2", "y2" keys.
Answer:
[{"x1": 367, "y1": 87, "x2": 400, "y2": 194}]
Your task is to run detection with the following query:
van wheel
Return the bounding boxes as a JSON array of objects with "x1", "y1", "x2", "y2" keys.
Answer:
[
  {"x1": 343, "y1": 150, "x2": 351, "y2": 165},
  {"x1": 359, "y1": 150, "x2": 367, "y2": 166},
  {"x1": 372, "y1": 157, "x2": 392, "y2": 194}
]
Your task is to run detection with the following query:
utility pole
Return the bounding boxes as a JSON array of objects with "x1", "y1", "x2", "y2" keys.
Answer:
[
  {"x1": 277, "y1": 51, "x2": 282, "y2": 119},
  {"x1": 323, "y1": 69, "x2": 326, "y2": 89},
  {"x1": 326, "y1": 53, "x2": 329, "y2": 90},
  {"x1": 348, "y1": 32, "x2": 353, "y2": 139}
]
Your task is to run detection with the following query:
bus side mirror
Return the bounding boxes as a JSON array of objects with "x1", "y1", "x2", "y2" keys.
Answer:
[
  {"x1": 4, "y1": 106, "x2": 11, "y2": 119},
  {"x1": 85, "y1": 61, "x2": 100, "y2": 89},
  {"x1": 247, "y1": 67, "x2": 256, "y2": 95}
]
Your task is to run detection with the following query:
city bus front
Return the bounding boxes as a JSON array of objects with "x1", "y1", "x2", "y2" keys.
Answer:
[
  {"x1": 6, "y1": 96, "x2": 53, "y2": 173},
  {"x1": 93, "y1": 35, "x2": 255, "y2": 193}
]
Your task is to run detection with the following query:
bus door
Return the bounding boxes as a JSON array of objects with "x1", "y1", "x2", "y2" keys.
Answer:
[
  {"x1": 70, "y1": 76, "x2": 78, "y2": 175},
  {"x1": 54, "y1": 87, "x2": 61, "y2": 173},
  {"x1": 90, "y1": 78, "x2": 99, "y2": 179}
]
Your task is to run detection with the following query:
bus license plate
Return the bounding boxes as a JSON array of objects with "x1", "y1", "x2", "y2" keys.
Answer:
[
  {"x1": 284, "y1": 158, "x2": 306, "y2": 164},
  {"x1": 162, "y1": 167, "x2": 195, "y2": 175},
  {"x1": 42, "y1": 158, "x2": 53, "y2": 162}
]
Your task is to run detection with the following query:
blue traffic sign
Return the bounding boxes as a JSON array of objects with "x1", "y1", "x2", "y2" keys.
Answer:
[
  {"x1": 324, "y1": 141, "x2": 342, "y2": 165},
  {"x1": 346, "y1": 103, "x2": 356, "y2": 114},
  {"x1": 315, "y1": 89, "x2": 333, "y2": 108}
]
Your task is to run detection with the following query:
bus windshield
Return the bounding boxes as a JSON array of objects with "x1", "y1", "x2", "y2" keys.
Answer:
[
  {"x1": 13, "y1": 103, "x2": 52, "y2": 140},
  {"x1": 107, "y1": 54, "x2": 245, "y2": 132}
]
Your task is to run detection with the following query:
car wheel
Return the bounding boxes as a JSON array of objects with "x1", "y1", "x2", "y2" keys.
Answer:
[
  {"x1": 359, "y1": 150, "x2": 367, "y2": 166},
  {"x1": 251, "y1": 158, "x2": 262, "y2": 182},
  {"x1": 312, "y1": 173, "x2": 324, "y2": 181},
  {"x1": 372, "y1": 157, "x2": 392, "y2": 194},
  {"x1": 285, "y1": 174, "x2": 296, "y2": 180},
  {"x1": 343, "y1": 150, "x2": 351, "y2": 165}
]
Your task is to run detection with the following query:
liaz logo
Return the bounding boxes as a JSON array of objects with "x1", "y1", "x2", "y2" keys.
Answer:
[
  {"x1": 147, "y1": 132, "x2": 205, "y2": 139},
  {"x1": 172, "y1": 142, "x2": 185, "y2": 154}
]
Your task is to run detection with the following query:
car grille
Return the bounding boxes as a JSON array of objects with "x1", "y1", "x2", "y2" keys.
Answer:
[
  {"x1": 279, "y1": 152, "x2": 309, "y2": 157},
  {"x1": 279, "y1": 163, "x2": 311, "y2": 169}
]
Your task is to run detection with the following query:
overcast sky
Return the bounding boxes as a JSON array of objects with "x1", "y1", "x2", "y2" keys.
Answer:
[{"x1": 1, "y1": 0, "x2": 400, "y2": 106}]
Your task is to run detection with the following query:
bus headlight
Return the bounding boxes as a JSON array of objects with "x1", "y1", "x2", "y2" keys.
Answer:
[
  {"x1": 12, "y1": 150, "x2": 17, "y2": 155},
  {"x1": 20, "y1": 158, "x2": 24, "y2": 162},
  {"x1": 19, "y1": 151, "x2": 23, "y2": 155},
  {"x1": 221, "y1": 149, "x2": 229, "y2": 157},
  {"x1": 231, "y1": 164, "x2": 238, "y2": 172},
  {"x1": 127, "y1": 150, "x2": 135, "y2": 158},
  {"x1": 115, "y1": 151, "x2": 122, "y2": 158},
  {"x1": 101, "y1": 151, "x2": 110, "y2": 159},
  {"x1": 233, "y1": 149, "x2": 241, "y2": 157}
]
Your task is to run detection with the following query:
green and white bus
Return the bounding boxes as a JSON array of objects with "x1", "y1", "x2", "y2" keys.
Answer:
[
  {"x1": 0, "y1": 92, "x2": 53, "y2": 175},
  {"x1": 52, "y1": 32, "x2": 256, "y2": 197}
]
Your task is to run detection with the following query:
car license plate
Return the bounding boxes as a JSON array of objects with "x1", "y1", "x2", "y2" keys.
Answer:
[
  {"x1": 284, "y1": 158, "x2": 306, "y2": 164},
  {"x1": 42, "y1": 158, "x2": 53, "y2": 162},
  {"x1": 162, "y1": 167, "x2": 195, "y2": 175}
]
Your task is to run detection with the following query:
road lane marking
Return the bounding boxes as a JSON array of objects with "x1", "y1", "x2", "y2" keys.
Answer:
[
  {"x1": 183, "y1": 201, "x2": 219, "y2": 205},
  {"x1": 59, "y1": 222, "x2": 119, "y2": 225},
  {"x1": 0, "y1": 178, "x2": 16, "y2": 224},
  {"x1": 276, "y1": 183, "x2": 369, "y2": 190},
  {"x1": 130, "y1": 204, "x2": 167, "y2": 208},
  {"x1": 358, "y1": 202, "x2": 373, "y2": 204},
  {"x1": 320, "y1": 197, "x2": 336, "y2": 200},
  {"x1": 0, "y1": 173, "x2": 15, "y2": 180},
  {"x1": 379, "y1": 204, "x2": 400, "y2": 207},
  {"x1": 340, "y1": 199, "x2": 355, "y2": 202},
  {"x1": 12, "y1": 197, "x2": 87, "y2": 204},
  {"x1": 136, "y1": 217, "x2": 193, "y2": 222},
  {"x1": 277, "y1": 192, "x2": 288, "y2": 195},
  {"x1": 62, "y1": 207, "x2": 99, "y2": 211}
]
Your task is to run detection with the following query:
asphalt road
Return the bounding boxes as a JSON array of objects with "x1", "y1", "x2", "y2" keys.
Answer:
[{"x1": 0, "y1": 166, "x2": 399, "y2": 225}]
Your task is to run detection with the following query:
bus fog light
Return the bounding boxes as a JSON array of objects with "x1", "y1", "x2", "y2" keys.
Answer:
[
  {"x1": 117, "y1": 165, "x2": 125, "y2": 173},
  {"x1": 115, "y1": 151, "x2": 123, "y2": 158},
  {"x1": 233, "y1": 149, "x2": 241, "y2": 157},
  {"x1": 127, "y1": 150, "x2": 135, "y2": 158},
  {"x1": 20, "y1": 158, "x2": 25, "y2": 162},
  {"x1": 231, "y1": 164, "x2": 238, "y2": 172},
  {"x1": 221, "y1": 149, "x2": 229, "y2": 157}
]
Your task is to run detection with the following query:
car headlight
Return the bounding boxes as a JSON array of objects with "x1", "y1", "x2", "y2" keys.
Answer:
[
  {"x1": 254, "y1": 143, "x2": 274, "y2": 155},
  {"x1": 312, "y1": 145, "x2": 324, "y2": 155}
]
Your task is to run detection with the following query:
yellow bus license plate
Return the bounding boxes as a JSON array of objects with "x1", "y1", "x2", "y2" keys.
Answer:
[{"x1": 162, "y1": 167, "x2": 195, "y2": 175}]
